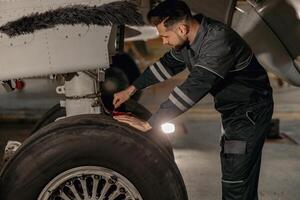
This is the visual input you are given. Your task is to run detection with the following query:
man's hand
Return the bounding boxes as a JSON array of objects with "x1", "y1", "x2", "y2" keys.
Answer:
[
  {"x1": 114, "y1": 115, "x2": 152, "y2": 132},
  {"x1": 113, "y1": 85, "x2": 136, "y2": 109}
]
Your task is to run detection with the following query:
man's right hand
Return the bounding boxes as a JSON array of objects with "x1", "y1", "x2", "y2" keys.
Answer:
[{"x1": 113, "y1": 85, "x2": 136, "y2": 109}]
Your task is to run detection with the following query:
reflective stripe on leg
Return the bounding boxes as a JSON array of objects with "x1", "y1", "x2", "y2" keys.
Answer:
[{"x1": 222, "y1": 179, "x2": 244, "y2": 184}]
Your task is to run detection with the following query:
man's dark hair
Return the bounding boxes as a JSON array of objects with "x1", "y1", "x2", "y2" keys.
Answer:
[{"x1": 147, "y1": 0, "x2": 192, "y2": 27}]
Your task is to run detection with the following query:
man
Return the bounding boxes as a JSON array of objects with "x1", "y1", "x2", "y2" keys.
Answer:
[{"x1": 113, "y1": 1, "x2": 273, "y2": 199}]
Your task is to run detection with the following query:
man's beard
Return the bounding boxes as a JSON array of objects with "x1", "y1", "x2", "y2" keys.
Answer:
[{"x1": 173, "y1": 33, "x2": 188, "y2": 50}]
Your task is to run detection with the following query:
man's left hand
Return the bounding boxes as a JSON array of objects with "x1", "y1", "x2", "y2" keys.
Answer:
[{"x1": 113, "y1": 115, "x2": 152, "y2": 132}]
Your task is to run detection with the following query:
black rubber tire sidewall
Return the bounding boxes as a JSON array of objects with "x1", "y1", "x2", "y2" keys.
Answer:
[
  {"x1": 0, "y1": 115, "x2": 187, "y2": 200},
  {"x1": 30, "y1": 103, "x2": 66, "y2": 134},
  {"x1": 30, "y1": 102, "x2": 174, "y2": 159}
]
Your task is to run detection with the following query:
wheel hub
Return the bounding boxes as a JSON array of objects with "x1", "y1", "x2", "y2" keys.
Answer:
[{"x1": 38, "y1": 166, "x2": 143, "y2": 200}]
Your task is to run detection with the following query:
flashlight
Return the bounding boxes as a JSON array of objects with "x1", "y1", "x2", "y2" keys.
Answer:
[{"x1": 161, "y1": 123, "x2": 175, "y2": 134}]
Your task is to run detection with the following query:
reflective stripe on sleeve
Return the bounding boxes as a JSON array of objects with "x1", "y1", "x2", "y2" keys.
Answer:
[
  {"x1": 155, "y1": 61, "x2": 171, "y2": 79},
  {"x1": 150, "y1": 65, "x2": 164, "y2": 82},
  {"x1": 174, "y1": 87, "x2": 195, "y2": 106},
  {"x1": 169, "y1": 94, "x2": 187, "y2": 111}
]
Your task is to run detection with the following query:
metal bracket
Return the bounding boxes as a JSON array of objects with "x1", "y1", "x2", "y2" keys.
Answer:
[
  {"x1": 1, "y1": 80, "x2": 15, "y2": 92},
  {"x1": 115, "y1": 25, "x2": 125, "y2": 53}
]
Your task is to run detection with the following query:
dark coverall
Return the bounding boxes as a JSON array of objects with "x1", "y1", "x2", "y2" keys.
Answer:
[{"x1": 132, "y1": 14, "x2": 273, "y2": 200}]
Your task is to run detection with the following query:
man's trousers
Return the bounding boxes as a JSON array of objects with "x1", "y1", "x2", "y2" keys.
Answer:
[{"x1": 220, "y1": 100, "x2": 274, "y2": 200}]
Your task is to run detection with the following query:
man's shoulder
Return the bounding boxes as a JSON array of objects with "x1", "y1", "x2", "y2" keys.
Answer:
[
  {"x1": 205, "y1": 19, "x2": 231, "y2": 37},
  {"x1": 201, "y1": 17, "x2": 243, "y2": 48}
]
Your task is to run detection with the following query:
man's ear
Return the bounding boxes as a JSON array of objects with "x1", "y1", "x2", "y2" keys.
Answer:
[{"x1": 177, "y1": 23, "x2": 189, "y2": 36}]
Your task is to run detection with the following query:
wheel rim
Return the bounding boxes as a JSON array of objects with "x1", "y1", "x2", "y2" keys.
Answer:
[{"x1": 38, "y1": 166, "x2": 143, "y2": 200}]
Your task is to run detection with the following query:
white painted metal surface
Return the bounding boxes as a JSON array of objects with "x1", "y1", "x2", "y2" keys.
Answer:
[
  {"x1": 231, "y1": 1, "x2": 300, "y2": 86},
  {"x1": 0, "y1": 0, "x2": 119, "y2": 81},
  {"x1": 56, "y1": 72, "x2": 101, "y2": 116}
]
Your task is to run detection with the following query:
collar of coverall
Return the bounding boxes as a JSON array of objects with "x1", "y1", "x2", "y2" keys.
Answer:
[{"x1": 189, "y1": 14, "x2": 207, "y2": 54}]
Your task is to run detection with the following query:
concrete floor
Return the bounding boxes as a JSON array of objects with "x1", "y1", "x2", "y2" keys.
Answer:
[
  {"x1": 172, "y1": 119, "x2": 300, "y2": 200},
  {"x1": 0, "y1": 79, "x2": 300, "y2": 199}
]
